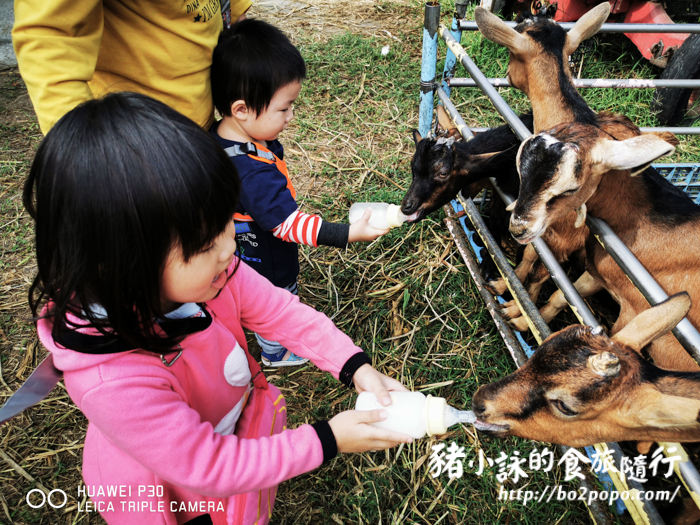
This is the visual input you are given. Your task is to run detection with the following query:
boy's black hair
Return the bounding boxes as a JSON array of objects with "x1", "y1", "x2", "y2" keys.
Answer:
[
  {"x1": 23, "y1": 92, "x2": 241, "y2": 353},
  {"x1": 211, "y1": 18, "x2": 306, "y2": 116}
]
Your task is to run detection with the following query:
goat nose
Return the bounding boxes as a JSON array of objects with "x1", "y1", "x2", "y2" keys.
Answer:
[{"x1": 509, "y1": 216, "x2": 527, "y2": 237}]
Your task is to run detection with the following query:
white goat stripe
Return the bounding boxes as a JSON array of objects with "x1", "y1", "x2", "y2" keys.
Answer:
[{"x1": 548, "y1": 149, "x2": 579, "y2": 198}]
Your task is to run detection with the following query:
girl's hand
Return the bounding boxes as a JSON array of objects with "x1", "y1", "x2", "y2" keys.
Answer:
[
  {"x1": 352, "y1": 364, "x2": 408, "y2": 406},
  {"x1": 328, "y1": 409, "x2": 413, "y2": 453},
  {"x1": 348, "y1": 209, "x2": 389, "y2": 242}
]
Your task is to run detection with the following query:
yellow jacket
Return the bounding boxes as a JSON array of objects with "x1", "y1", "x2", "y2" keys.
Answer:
[{"x1": 13, "y1": 0, "x2": 252, "y2": 133}]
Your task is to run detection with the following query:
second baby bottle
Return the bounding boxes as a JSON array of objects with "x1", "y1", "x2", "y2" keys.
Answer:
[
  {"x1": 355, "y1": 391, "x2": 475, "y2": 439},
  {"x1": 348, "y1": 202, "x2": 408, "y2": 230}
]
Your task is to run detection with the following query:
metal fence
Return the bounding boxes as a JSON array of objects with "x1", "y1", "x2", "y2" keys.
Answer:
[{"x1": 420, "y1": 2, "x2": 700, "y2": 523}]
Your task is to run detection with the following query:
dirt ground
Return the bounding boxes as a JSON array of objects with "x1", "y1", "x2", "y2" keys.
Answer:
[{"x1": 251, "y1": 0, "x2": 413, "y2": 40}]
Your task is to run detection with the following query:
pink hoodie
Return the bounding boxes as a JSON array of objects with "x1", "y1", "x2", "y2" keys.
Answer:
[{"x1": 37, "y1": 261, "x2": 363, "y2": 524}]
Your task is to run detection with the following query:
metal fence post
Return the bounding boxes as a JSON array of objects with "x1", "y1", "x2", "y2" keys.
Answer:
[
  {"x1": 419, "y1": 2, "x2": 440, "y2": 137},
  {"x1": 440, "y1": 0, "x2": 468, "y2": 98}
]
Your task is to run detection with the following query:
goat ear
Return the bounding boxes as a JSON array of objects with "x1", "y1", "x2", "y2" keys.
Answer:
[
  {"x1": 475, "y1": 7, "x2": 531, "y2": 55},
  {"x1": 590, "y1": 135, "x2": 675, "y2": 174},
  {"x1": 612, "y1": 292, "x2": 691, "y2": 351},
  {"x1": 564, "y1": 2, "x2": 610, "y2": 55},
  {"x1": 633, "y1": 389, "x2": 700, "y2": 432},
  {"x1": 467, "y1": 150, "x2": 502, "y2": 167},
  {"x1": 412, "y1": 129, "x2": 423, "y2": 145}
]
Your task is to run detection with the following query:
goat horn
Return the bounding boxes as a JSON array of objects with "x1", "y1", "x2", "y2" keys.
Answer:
[
  {"x1": 435, "y1": 136, "x2": 455, "y2": 147},
  {"x1": 588, "y1": 351, "x2": 620, "y2": 377},
  {"x1": 574, "y1": 203, "x2": 587, "y2": 228}
]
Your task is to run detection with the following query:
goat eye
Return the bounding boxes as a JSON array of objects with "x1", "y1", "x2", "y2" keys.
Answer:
[
  {"x1": 551, "y1": 399, "x2": 578, "y2": 417},
  {"x1": 435, "y1": 170, "x2": 450, "y2": 181},
  {"x1": 547, "y1": 189, "x2": 577, "y2": 207}
]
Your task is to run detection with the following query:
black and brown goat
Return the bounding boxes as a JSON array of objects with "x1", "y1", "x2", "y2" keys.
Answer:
[
  {"x1": 472, "y1": 293, "x2": 700, "y2": 446},
  {"x1": 401, "y1": 115, "x2": 535, "y2": 284},
  {"x1": 475, "y1": 3, "x2": 610, "y2": 132},
  {"x1": 474, "y1": 3, "x2": 684, "y2": 332},
  {"x1": 510, "y1": 120, "x2": 700, "y2": 372}
]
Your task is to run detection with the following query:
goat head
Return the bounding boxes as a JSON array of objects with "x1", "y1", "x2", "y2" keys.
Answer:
[
  {"x1": 401, "y1": 131, "x2": 503, "y2": 222},
  {"x1": 508, "y1": 123, "x2": 675, "y2": 244},
  {"x1": 471, "y1": 293, "x2": 700, "y2": 446}
]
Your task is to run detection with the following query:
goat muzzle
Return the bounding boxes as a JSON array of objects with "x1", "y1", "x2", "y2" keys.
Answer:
[{"x1": 509, "y1": 215, "x2": 539, "y2": 244}]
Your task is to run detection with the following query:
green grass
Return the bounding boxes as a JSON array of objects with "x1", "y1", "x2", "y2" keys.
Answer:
[{"x1": 277, "y1": 13, "x2": 590, "y2": 524}]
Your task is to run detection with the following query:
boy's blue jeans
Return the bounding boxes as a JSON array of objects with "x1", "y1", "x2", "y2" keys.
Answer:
[{"x1": 254, "y1": 281, "x2": 298, "y2": 356}]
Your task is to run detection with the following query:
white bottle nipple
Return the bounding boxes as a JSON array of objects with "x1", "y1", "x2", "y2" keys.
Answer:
[
  {"x1": 385, "y1": 204, "x2": 408, "y2": 228},
  {"x1": 444, "y1": 406, "x2": 477, "y2": 428}
]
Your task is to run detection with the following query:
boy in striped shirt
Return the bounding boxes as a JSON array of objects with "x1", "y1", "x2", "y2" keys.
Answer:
[{"x1": 212, "y1": 19, "x2": 388, "y2": 367}]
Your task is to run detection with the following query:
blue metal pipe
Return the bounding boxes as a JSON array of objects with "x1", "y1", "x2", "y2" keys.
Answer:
[
  {"x1": 419, "y1": 2, "x2": 441, "y2": 137},
  {"x1": 440, "y1": 0, "x2": 468, "y2": 99}
]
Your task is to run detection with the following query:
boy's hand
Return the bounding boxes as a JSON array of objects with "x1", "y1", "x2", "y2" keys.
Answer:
[
  {"x1": 352, "y1": 364, "x2": 408, "y2": 406},
  {"x1": 348, "y1": 208, "x2": 389, "y2": 242},
  {"x1": 328, "y1": 409, "x2": 413, "y2": 453}
]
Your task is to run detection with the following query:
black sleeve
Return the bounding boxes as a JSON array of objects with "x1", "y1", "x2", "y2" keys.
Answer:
[
  {"x1": 339, "y1": 352, "x2": 372, "y2": 388},
  {"x1": 311, "y1": 420, "x2": 338, "y2": 463},
  {"x1": 317, "y1": 221, "x2": 350, "y2": 248}
]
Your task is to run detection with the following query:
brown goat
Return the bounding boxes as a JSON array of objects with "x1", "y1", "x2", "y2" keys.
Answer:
[
  {"x1": 475, "y1": 3, "x2": 610, "y2": 132},
  {"x1": 510, "y1": 121, "x2": 700, "y2": 372},
  {"x1": 473, "y1": 4, "x2": 684, "y2": 335},
  {"x1": 498, "y1": 112, "x2": 651, "y2": 331},
  {"x1": 474, "y1": 4, "x2": 612, "y2": 330},
  {"x1": 472, "y1": 293, "x2": 700, "y2": 446}
]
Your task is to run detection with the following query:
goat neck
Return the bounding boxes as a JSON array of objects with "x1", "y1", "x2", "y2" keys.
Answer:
[
  {"x1": 526, "y1": 64, "x2": 596, "y2": 132},
  {"x1": 475, "y1": 6, "x2": 604, "y2": 132},
  {"x1": 584, "y1": 168, "x2": 647, "y2": 231}
]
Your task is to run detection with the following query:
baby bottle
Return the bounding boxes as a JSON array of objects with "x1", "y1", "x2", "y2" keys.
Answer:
[
  {"x1": 354, "y1": 391, "x2": 476, "y2": 439},
  {"x1": 348, "y1": 202, "x2": 408, "y2": 230}
]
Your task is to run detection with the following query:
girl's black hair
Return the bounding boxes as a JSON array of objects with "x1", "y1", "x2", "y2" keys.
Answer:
[
  {"x1": 211, "y1": 18, "x2": 306, "y2": 116},
  {"x1": 23, "y1": 92, "x2": 241, "y2": 353}
]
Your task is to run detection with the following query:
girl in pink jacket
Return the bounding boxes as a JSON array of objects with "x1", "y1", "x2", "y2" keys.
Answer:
[{"x1": 25, "y1": 92, "x2": 412, "y2": 525}]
